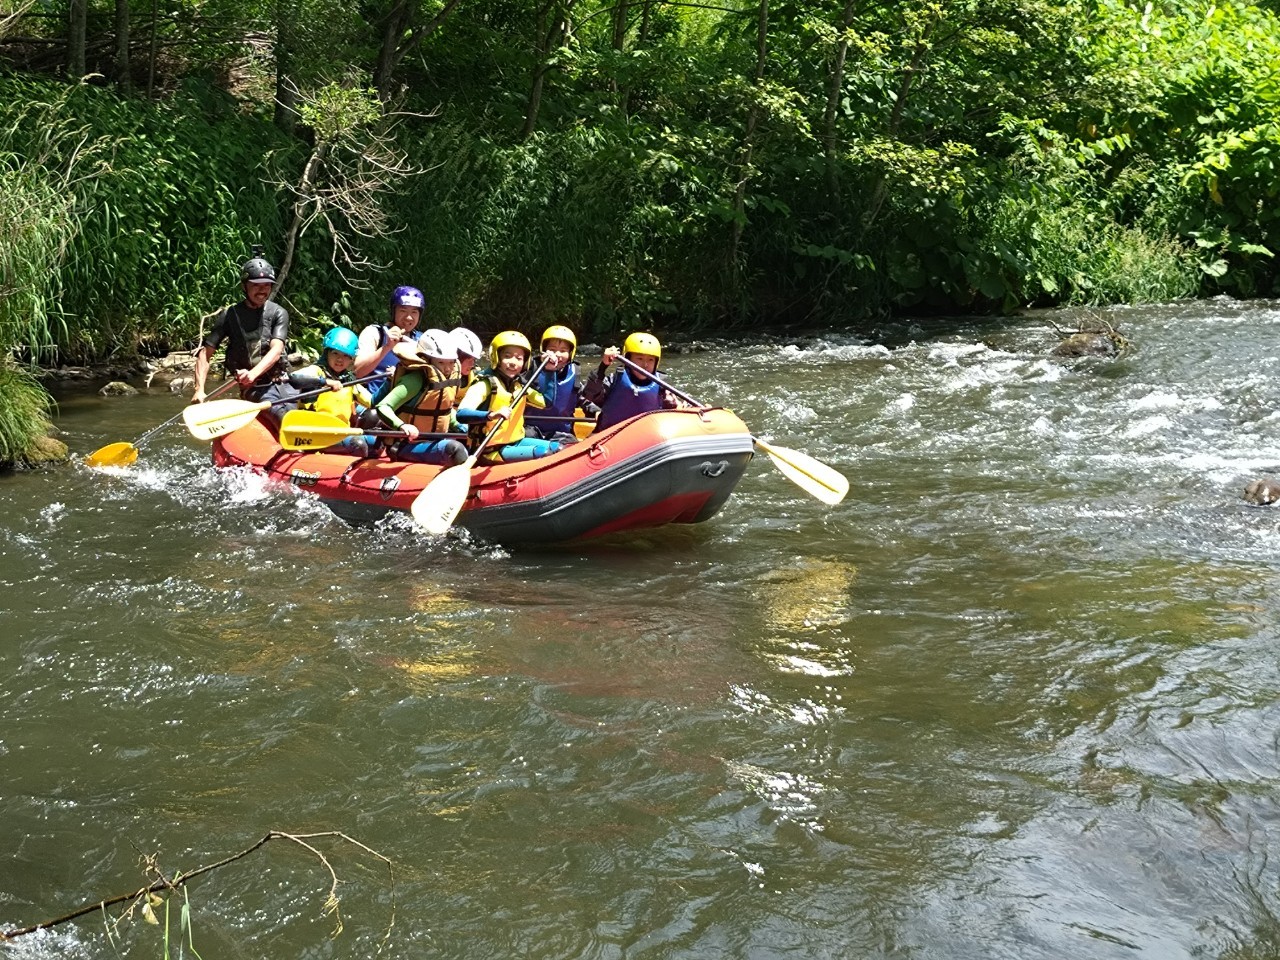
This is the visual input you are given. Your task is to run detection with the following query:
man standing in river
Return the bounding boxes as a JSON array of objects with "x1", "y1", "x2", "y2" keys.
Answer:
[{"x1": 191, "y1": 249, "x2": 290, "y2": 403}]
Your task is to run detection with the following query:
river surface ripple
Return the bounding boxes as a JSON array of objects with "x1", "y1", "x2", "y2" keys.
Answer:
[{"x1": 3, "y1": 300, "x2": 1280, "y2": 959}]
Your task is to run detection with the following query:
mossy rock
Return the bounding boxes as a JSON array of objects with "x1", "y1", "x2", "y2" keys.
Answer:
[
  {"x1": 1, "y1": 434, "x2": 70, "y2": 471},
  {"x1": 100, "y1": 380, "x2": 139, "y2": 397}
]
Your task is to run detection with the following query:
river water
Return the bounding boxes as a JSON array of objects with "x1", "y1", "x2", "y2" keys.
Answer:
[{"x1": 4, "y1": 300, "x2": 1280, "y2": 958}]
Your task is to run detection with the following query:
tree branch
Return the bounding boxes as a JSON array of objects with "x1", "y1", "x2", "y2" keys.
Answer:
[{"x1": 1, "y1": 830, "x2": 395, "y2": 943}]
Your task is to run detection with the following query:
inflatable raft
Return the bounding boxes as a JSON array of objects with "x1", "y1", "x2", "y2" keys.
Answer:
[{"x1": 211, "y1": 408, "x2": 755, "y2": 542}]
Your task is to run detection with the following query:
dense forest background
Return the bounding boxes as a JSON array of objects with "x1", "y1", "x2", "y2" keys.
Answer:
[{"x1": 1, "y1": 0, "x2": 1278, "y2": 456}]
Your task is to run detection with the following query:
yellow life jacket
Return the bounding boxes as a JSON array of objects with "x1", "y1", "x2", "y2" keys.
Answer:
[
  {"x1": 391, "y1": 357, "x2": 462, "y2": 434},
  {"x1": 466, "y1": 372, "x2": 546, "y2": 449},
  {"x1": 296, "y1": 363, "x2": 370, "y2": 423}
]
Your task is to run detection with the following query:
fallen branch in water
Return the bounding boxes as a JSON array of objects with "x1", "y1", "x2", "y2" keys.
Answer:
[{"x1": 1, "y1": 830, "x2": 396, "y2": 947}]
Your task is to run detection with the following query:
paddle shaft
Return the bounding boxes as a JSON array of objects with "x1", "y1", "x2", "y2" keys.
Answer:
[
  {"x1": 409, "y1": 355, "x2": 554, "y2": 535},
  {"x1": 614, "y1": 352, "x2": 848, "y2": 503},
  {"x1": 293, "y1": 428, "x2": 453, "y2": 441},
  {"x1": 614, "y1": 353, "x2": 704, "y2": 408},
  {"x1": 196, "y1": 373, "x2": 382, "y2": 426},
  {"x1": 135, "y1": 378, "x2": 236, "y2": 447},
  {"x1": 468, "y1": 355, "x2": 554, "y2": 464}
]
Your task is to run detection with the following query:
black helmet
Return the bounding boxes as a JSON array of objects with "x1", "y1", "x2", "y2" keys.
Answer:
[{"x1": 240, "y1": 251, "x2": 276, "y2": 284}]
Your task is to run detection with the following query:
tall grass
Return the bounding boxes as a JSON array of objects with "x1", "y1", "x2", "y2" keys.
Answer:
[
  {"x1": 0, "y1": 363, "x2": 55, "y2": 465},
  {"x1": 0, "y1": 155, "x2": 76, "y2": 362},
  {"x1": 979, "y1": 190, "x2": 1199, "y2": 306},
  {"x1": 0, "y1": 75, "x2": 293, "y2": 362}
]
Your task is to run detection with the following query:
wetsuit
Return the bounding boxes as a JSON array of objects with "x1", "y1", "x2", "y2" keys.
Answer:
[{"x1": 203, "y1": 300, "x2": 290, "y2": 401}]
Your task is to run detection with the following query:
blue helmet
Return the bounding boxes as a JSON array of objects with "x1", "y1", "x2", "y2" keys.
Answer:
[
  {"x1": 322, "y1": 327, "x2": 359, "y2": 358},
  {"x1": 390, "y1": 285, "x2": 425, "y2": 312}
]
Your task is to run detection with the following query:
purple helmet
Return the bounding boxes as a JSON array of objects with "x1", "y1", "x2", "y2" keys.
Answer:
[{"x1": 390, "y1": 285, "x2": 425, "y2": 315}]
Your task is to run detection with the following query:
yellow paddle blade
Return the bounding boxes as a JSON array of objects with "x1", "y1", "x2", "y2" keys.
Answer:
[
  {"x1": 85, "y1": 441, "x2": 139, "y2": 468},
  {"x1": 182, "y1": 398, "x2": 269, "y2": 441},
  {"x1": 409, "y1": 459, "x2": 475, "y2": 535},
  {"x1": 278, "y1": 410, "x2": 359, "y2": 450},
  {"x1": 754, "y1": 437, "x2": 849, "y2": 505},
  {"x1": 281, "y1": 409, "x2": 349, "y2": 431}
]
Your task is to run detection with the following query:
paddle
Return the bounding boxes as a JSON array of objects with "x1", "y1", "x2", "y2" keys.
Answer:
[
  {"x1": 410, "y1": 355, "x2": 553, "y2": 535},
  {"x1": 278, "y1": 410, "x2": 451, "y2": 450},
  {"x1": 181, "y1": 374, "x2": 380, "y2": 442},
  {"x1": 85, "y1": 378, "x2": 237, "y2": 468},
  {"x1": 613, "y1": 353, "x2": 849, "y2": 505}
]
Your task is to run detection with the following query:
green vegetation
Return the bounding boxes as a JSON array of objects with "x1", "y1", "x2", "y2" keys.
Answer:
[
  {"x1": 0, "y1": 0, "x2": 1278, "y2": 458},
  {"x1": 0, "y1": 363, "x2": 56, "y2": 465}
]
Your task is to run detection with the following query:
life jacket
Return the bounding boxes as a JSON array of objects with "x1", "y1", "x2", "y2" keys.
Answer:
[
  {"x1": 294, "y1": 362, "x2": 366, "y2": 422},
  {"x1": 534, "y1": 363, "x2": 580, "y2": 433},
  {"x1": 595, "y1": 367, "x2": 661, "y2": 431},
  {"x1": 388, "y1": 357, "x2": 463, "y2": 434},
  {"x1": 467, "y1": 371, "x2": 542, "y2": 449}
]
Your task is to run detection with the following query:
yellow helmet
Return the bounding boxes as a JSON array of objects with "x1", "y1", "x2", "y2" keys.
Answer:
[
  {"x1": 540, "y1": 324, "x2": 577, "y2": 360},
  {"x1": 489, "y1": 330, "x2": 532, "y2": 370},
  {"x1": 623, "y1": 332, "x2": 661, "y2": 363}
]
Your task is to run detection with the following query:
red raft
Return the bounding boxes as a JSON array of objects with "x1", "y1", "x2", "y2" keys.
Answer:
[{"x1": 212, "y1": 408, "x2": 755, "y2": 543}]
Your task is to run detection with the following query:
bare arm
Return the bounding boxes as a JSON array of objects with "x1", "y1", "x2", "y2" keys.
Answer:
[
  {"x1": 192, "y1": 346, "x2": 215, "y2": 402},
  {"x1": 354, "y1": 324, "x2": 398, "y2": 377},
  {"x1": 239, "y1": 338, "x2": 284, "y2": 387}
]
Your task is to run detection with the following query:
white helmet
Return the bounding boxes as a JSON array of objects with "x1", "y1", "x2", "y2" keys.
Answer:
[
  {"x1": 450, "y1": 326, "x2": 483, "y2": 360},
  {"x1": 417, "y1": 328, "x2": 457, "y2": 361}
]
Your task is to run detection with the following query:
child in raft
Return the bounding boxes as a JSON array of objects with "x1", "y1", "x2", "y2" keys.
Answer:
[
  {"x1": 581, "y1": 332, "x2": 684, "y2": 433},
  {"x1": 355, "y1": 285, "x2": 426, "y2": 398},
  {"x1": 449, "y1": 327, "x2": 484, "y2": 393},
  {"x1": 526, "y1": 324, "x2": 599, "y2": 444},
  {"x1": 284, "y1": 327, "x2": 375, "y2": 455},
  {"x1": 367, "y1": 328, "x2": 470, "y2": 466},
  {"x1": 455, "y1": 331, "x2": 561, "y2": 463}
]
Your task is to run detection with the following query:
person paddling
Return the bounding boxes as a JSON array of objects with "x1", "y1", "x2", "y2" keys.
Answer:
[
  {"x1": 455, "y1": 331, "x2": 561, "y2": 463},
  {"x1": 527, "y1": 324, "x2": 597, "y2": 444},
  {"x1": 192, "y1": 248, "x2": 289, "y2": 403},
  {"x1": 582, "y1": 332, "x2": 683, "y2": 433},
  {"x1": 284, "y1": 328, "x2": 375, "y2": 456},
  {"x1": 368, "y1": 329, "x2": 469, "y2": 466},
  {"x1": 355, "y1": 285, "x2": 425, "y2": 398}
]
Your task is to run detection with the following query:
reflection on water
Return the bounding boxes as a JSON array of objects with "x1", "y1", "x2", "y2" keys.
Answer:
[{"x1": 4, "y1": 302, "x2": 1280, "y2": 957}]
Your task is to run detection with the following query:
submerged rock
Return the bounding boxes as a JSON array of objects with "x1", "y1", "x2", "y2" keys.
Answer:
[
  {"x1": 99, "y1": 381, "x2": 138, "y2": 397},
  {"x1": 1243, "y1": 477, "x2": 1280, "y2": 506}
]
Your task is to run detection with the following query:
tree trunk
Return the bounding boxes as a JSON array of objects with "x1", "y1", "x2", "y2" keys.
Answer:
[
  {"x1": 822, "y1": 0, "x2": 857, "y2": 206},
  {"x1": 146, "y1": 0, "x2": 157, "y2": 97},
  {"x1": 374, "y1": 0, "x2": 464, "y2": 101},
  {"x1": 729, "y1": 0, "x2": 768, "y2": 269},
  {"x1": 114, "y1": 0, "x2": 130, "y2": 91},
  {"x1": 521, "y1": 0, "x2": 573, "y2": 139},
  {"x1": 610, "y1": 0, "x2": 628, "y2": 52},
  {"x1": 638, "y1": 0, "x2": 653, "y2": 45},
  {"x1": 274, "y1": 4, "x2": 299, "y2": 134},
  {"x1": 374, "y1": 0, "x2": 411, "y2": 99},
  {"x1": 275, "y1": 142, "x2": 329, "y2": 295},
  {"x1": 67, "y1": 0, "x2": 86, "y2": 79},
  {"x1": 858, "y1": 17, "x2": 937, "y2": 237}
]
